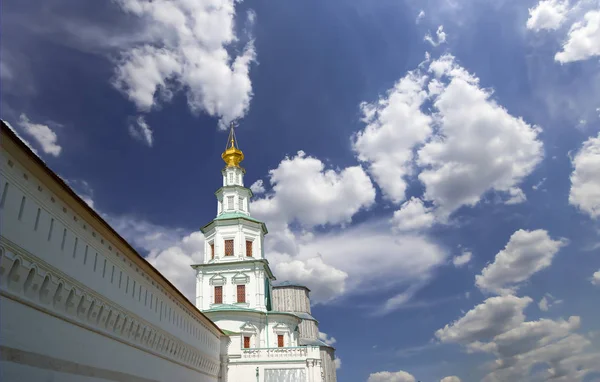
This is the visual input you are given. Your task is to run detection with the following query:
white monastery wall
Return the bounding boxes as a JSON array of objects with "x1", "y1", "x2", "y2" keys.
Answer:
[{"x1": 0, "y1": 136, "x2": 224, "y2": 382}]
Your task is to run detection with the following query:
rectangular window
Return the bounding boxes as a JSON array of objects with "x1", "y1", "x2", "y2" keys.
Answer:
[
  {"x1": 237, "y1": 285, "x2": 246, "y2": 303},
  {"x1": 278, "y1": 335, "x2": 284, "y2": 348},
  {"x1": 214, "y1": 286, "x2": 223, "y2": 304},
  {"x1": 243, "y1": 336, "x2": 250, "y2": 349},
  {"x1": 246, "y1": 240, "x2": 253, "y2": 257},
  {"x1": 224, "y1": 239, "x2": 234, "y2": 256},
  {"x1": 238, "y1": 196, "x2": 244, "y2": 211},
  {"x1": 228, "y1": 173, "x2": 233, "y2": 184},
  {"x1": 210, "y1": 242, "x2": 215, "y2": 259},
  {"x1": 227, "y1": 196, "x2": 234, "y2": 210}
]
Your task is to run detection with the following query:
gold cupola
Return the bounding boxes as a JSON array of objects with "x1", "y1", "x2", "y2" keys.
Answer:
[{"x1": 221, "y1": 122, "x2": 244, "y2": 168}]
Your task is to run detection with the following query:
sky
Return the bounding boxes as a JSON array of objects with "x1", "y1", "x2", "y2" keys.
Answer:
[{"x1": 2, "y1": 0, "x2": 600, "y2": 381}]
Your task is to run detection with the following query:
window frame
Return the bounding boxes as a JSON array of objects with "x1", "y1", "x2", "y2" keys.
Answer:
[
  {"x1": 237, "y1": 284, "x2": 246, "y2": 303},
  {"x1": 224, "y1": 239, "x2": 234, "y2": 256},
  {"x1": 277, "y1": 334, "x2": 284, "y2": 348},
  {"x1": 243, "y1": 336, "x2": 251, "y2": 349},
  {"x1": 214, "y1": 286, "x2": 223, "y2": 304},
  {"x1": 246, "y1": 240, "x2": 253, "y2": 257}
]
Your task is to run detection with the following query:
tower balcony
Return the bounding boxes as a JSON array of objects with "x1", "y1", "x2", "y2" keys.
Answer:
[{"x1": 240, "y1": 346, "x2": 321, "y2": 362}]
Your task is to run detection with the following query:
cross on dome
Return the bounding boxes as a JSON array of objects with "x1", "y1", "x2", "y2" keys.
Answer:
[{"x1": 221, "y1": 121, "x2": 244, "y2": 168}]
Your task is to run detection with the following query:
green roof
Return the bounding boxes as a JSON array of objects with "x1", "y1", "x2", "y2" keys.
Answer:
[
  {"x1": 214, "y1": 212, "x2": 263, "y2": 223},
  {"x1": 203, "y1": 305, "x2": 302, "y2": 320},
  {"x1": 221, "y1": 329, "x2": 241, "y2": 336},
  {"x1": 201, "y1": 212, "x2": 268, "y2": 234}
]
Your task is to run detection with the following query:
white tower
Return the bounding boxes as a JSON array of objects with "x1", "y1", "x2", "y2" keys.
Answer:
[{"x1": 193, "y1": 124, "x2": 275, "y2": 314}]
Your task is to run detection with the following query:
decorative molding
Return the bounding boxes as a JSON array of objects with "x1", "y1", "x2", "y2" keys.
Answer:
[{"x1": 0, "y1": 242, "x2": 220, "y2": 378}]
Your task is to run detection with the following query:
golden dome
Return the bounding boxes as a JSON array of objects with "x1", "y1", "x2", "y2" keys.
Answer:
[{"x1": 221, "y1": 122, "x2": 244, "y2": 168}]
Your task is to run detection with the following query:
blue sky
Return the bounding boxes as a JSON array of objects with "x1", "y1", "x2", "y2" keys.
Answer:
[{"x1": 2, "y1": 0, "x2": 600, "y2": 381}]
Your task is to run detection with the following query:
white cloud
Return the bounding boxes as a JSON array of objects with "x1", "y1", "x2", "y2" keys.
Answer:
[
  {"x1": 425, "y1": 25, "x2": 447, "y2": 47},
  {"x1": 436, "y1": 294, "x2": 600, "y2": 380},
  {"x1": 334, "y1": 357, "x2": 342, "y2": 369},
  {"x1": 556, "y1": 9, "x2": 600, "y2": 63},
  {"x1": 475, "y1": 229, "x2": 567, "y2": 294},
  {"x1": 352, "y1": 71, "x2": 432, "y2": 204},
  {"x1": 592, "y1": 269, "x2": 600, "y2": 286},
  {"x1": 112, "y1": 0, "x2": 256, "y2": 128},
  {"x1": 271, "y1": 255, "x2": 348, "y2": 303},
  {"x1": 391, "y1": 197, "x2": 436, "y2": 232},
  {"x1": 367, "y1": 370, "x2": 416, "y2": 382},
  {"x1": 435, "y1": 295, "x2": 533, "y2": 345},
  {"x1": 128, "y1": 115, "x2": 154, "y2": 147},
  {"x1": 526, "y1": 0, "x2": 570, "y2": 31},
  {"x1": 539, "y1": 296, "x2": 550, "y2": 311},
  {"x1": 145, "y1": 231, "x2": 205, "y2": 300},
  {"x1": 569, "y1": 132, "x2": 600, "y2": 219},
  {"x1": 416, "y1": 10, "x2": 425, "y2": 24},
  {"x1": 250, "y1": 179, "x2": 266, "y2": 194},
  {"x1": 504, "y1": 187, "x2": 527, "y2": 205},
  {"x1": 2, "y1": 119, "x2": 39, "y2": 156},
  {"x1": 318, "y1": 331, "x2": 337, "y2": 346},
  {"x1": 17, "y1": 114, "x2": 62, "y2": 156},
  {"x1": 538, "y1": 293, "x2": 563, "y2": 311},
  {"x1": 262, "y1": 218, "x2": 447, "y2": 306},
  {"x1": 251, "y1": 150, "x2": 376, "y2": 228},
  {"x1": 453, "y1": 251, "x2": 472, "y2": 267},
  {"x1": 440, "y1": 377, "x2": 461, "y2": 382},
  {"x1": 354, "y1": 53, "x2": 544, "y2": 222},
  {"x1": 417, "y1": 55, "x2": 544, "y2": 218}
]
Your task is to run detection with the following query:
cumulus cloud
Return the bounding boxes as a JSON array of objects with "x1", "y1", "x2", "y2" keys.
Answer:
[
  {"x1": 440, "y1": 377, "x2": 461, "y2": 382},
  {"x1": 367, "y1": 370, "x2": 416, "y2": 382},
  {"x1": 425, "y1": 25, "x2": 447, "y2": 46},
  {"x1": 453, "y1": 251, "x2": 472, "y2": 267},
  {"x1": 555, "y1": 9, "x2": 600, "y2": 63},
  {"x1": 475, "y1": 229, "x2": 567, "y2": 295},
  {"x1": 318, "y1": 331, "x2": 337, "y2": 346},
  {"x1": 436, "y1": 294, "x2": 600, "y2": 380},
  {"x1": 272, "y1": 255, "x2": 348, "y2": 303},
  {"x1": 261, "y1": 219, "x2": 447, "y2": 306},
  {"x1": 334, "y1": 357, "x2": 342, "y2": 369},
  {"x1": 391, "y1": 197, "x2": 436, "y2": 232},
  {"x1": 112, "y1": 0, "x2": 257, "y2": 128},
  {"x1": 352, "y1": 70, "x2": 432, "y2": 204},
  {"x1": 3, "y1": 119, "x2": 39, "y2": 156},
  {"x1": 435, "y1": 295, "x2": 533, "y2": 345},
  {"x1": 569, "y1": 132, "x2": 600, "y2": 219},
  {"x1": 252, "y1": 150, "x2": 376, "y2": 228},
  {"x1": 17, "y1": 114, "x2": 62, "y2": 156},
  {"x1": 592, "y1": 269, "x2": 600, "y2": 286},
  {"x1": 504, "y1": 187, "x2": 527, "y2": 205},
  {"x1": 128, "y1": 115, "x2": 153, "y2": 147},
  {"x1": 250, "y1": 179, "x2": 266, "y2": 194},
  {"x1": 526, "y1": 0, "x2": 570, "y2": 31},
  {"x1": 354, "y1": 54, "x2": 543, "y2": 220},
  {"x1": 417, "y1": 55, "x2": 543, "y2": 218}
]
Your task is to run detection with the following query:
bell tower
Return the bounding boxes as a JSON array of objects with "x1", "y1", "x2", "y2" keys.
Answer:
[{"x1": 192, "y1": 122, "x2": 274, "y2": 312}]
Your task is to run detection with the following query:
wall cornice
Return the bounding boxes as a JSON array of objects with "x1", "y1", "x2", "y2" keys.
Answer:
[{"x1": 0, "y1": 241, "x2": 220, "y2": 378}]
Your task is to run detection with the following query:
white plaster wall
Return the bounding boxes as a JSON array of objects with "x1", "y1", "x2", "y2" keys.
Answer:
[
  {"x1": 208, "y1": 314, "x2": 300, "y2": 349},
  {"x1": 0, "y1": 149, "x2": 224, "y2": 381},
  {"x1": 197, "y1": 262, "x2": 270, "y2": 312},
  {"x1": 203, "y1": 221, "x2": 263, "y2": 263},
  {"x1": 0, "y1": 296, "x2": 216, "y2": 382},
  {"x1": 0, "y1": 152, "x2": 220, "y2": 358}
]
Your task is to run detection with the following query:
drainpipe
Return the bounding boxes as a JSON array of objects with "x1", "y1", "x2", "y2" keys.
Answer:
[{"x1": 256, "y1": 367, "x2": 259, "y2": 382}]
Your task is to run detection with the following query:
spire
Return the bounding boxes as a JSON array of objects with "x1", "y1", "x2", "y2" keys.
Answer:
[{"x1": 221, "y1": 121, "x2": 244, "y2": 168}]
